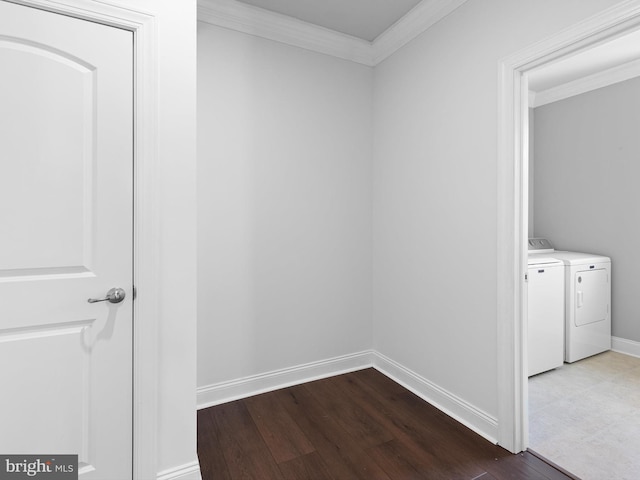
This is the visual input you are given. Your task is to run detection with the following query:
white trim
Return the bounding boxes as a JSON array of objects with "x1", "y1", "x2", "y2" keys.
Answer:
[
  {"x1": 4, "y1": 0, "x2": 153, "y2": 28},
  {"x1": 196, "y1": 0, "x2": 469, "y2": 67},
  {"x1": 372, "y1": 352, "x2": 498, "y2": 444},
  {"x1": 612, "y1": 336, "x2": 640, "y2": 358},
  {"x1": 130, "y1": 10, "x2": 161, "y2": 480},
  {"x1": 532, "y1": 58, "x2": 640, "y2": 107},
  {"x1": 157, "y1": 461, "x2": 202, "y2": 480},
  {"x1": 497, "y1": 0, "x2": 640, "y2": 455},
  {"x1": 371, "y1": 0, "x2": 468, "y2": 65},
  {"x1": 497, "y1": 45, "x2": 529, "y2": 457},
  {"x1": 197, "y1": 351, "x2": 374, "y2": 409},
  {"x1": 5, "y1": 1, "x2": 160, "y2": 478},
  {"x1": 197, "y1": 0, "x2": 373, "y2": 66}
]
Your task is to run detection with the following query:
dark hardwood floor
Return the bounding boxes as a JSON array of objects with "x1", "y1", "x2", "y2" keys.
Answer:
[{"x1": 198, "y1": 368, "x2": 577, "y2": 480}]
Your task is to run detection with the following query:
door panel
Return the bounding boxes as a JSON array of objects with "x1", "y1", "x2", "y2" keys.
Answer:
[
  {"x1": 0, "y1": 2, "x2": 133, "y2": 478},
  {"x1": 0, "y1": 39, "x2": 93, "y2": 272},
  {"x1": 0, "y1": 322, "x2": 90, "y2": 455}
]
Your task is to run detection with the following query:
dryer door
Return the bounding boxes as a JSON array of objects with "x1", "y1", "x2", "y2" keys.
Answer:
[{"x1": 575, "y1": 269, "x2": 609, "y2": 326}]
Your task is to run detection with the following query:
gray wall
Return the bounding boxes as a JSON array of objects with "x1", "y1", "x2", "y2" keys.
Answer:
[
  {"x1": 533, "y1": 76, "x2": 640, "y2": 342},
  {"x1": 529, "y1": 108, "x2": 535, "y2": 234},
  {"x1": 197, "y1": 23, "x2": 373, "y2": 389},
  {"x1": 372, "y1": 0, "x2": 622, "y2": 420}
]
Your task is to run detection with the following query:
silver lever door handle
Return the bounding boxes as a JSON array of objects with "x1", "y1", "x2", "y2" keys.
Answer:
[{"x1": 88, "y1": 287, "x2": 126, "y2": 304}]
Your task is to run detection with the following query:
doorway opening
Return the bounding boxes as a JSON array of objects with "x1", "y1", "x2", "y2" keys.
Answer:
[
  {"x1": 497, "y1": 0, "x2": 640, "y2": 462},
  {"x1": 527, "y1": 37, "x2": 640, "y2": 477}
]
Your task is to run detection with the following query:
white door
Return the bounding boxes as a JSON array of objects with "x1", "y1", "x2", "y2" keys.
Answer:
[{"x1": 0, "y1": 2, "x2": 133, "y2": 479}]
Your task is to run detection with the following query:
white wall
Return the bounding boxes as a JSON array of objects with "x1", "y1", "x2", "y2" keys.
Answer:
[
  {"x1": 372, "y1": 0, "x2": 622, "y2": 421},
  {"x1": 533, "y1": 76, "x2": 640, "y2": 342},
  {"x1": 154, "y1": 2, "x2": 198, "y2": 475},
  {"x1": 197, "y1": 24, "x2": 373, "y2": 389}
]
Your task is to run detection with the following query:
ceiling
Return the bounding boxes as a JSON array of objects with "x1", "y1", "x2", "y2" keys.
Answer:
[{"x1": 236, "y1": 0, "x2": 423, "y2": 42}]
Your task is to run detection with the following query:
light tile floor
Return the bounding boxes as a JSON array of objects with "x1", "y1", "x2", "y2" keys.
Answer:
[{"x1": 528, "y1": 351, "x2": 640, "y2": 480}]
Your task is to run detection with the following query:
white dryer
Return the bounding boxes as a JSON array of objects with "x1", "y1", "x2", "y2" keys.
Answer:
[
  {"x1": 527, "y1": 239, "x2": 565, "y2": 376},
  {"x1": 550, "y1": 250, "x2": 611, "y2": 363}
]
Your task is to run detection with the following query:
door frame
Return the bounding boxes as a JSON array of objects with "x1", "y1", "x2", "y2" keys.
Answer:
[
  {"x1": 4, "y1": 0, "x2": 159, "y2": 477},
  {"x1": 497, "y1": 0, "x2": 640, "y2": 454}
]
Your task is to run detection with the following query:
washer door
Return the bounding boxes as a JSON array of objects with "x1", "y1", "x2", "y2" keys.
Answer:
[{"x1": 575, "y1": 269, "x2": 609, "y2": 326}]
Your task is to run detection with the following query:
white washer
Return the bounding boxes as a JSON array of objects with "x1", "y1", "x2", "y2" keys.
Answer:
[
  {"x1": 527, "y1": 239, "x2": 565, "y2": 376},
  {"x1": 549, "y1": 250, "x2": 611, "y2": 363}
]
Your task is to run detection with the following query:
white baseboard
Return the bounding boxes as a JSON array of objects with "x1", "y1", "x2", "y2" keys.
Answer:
[
  {"x1": 371, "y1": 351, "x2": 499, "y2": 444},
  {"x1": 197, "y1": 349, "x2": 498, "y2": 444},
  {"x1": 612, "y1": 336, "x2": 640, "y2": 358},
  {"x1": 197, "y1": 350, "x2": 374, "y2": 409},
  {"x1": 157, "y1": 461, "x2": 201, "y2": 480}
]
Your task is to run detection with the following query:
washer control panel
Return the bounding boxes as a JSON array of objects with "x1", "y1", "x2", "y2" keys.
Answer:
[{"x1": 528, "y1": 238, "x2": 554, "y2": 252}]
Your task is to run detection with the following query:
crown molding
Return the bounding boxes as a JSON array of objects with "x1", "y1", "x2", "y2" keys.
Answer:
[
  {"x1": 371, "y1": 0, "x2": 468, "y2": 65},
  {"x1": 197, "y1": 0, "x2": 374, "y2": 66},
  {"x1": 197, "y1": 0, "x2": 469, "y2": 67},
  {"x1": 532, "y1": 57, "x2": 640, "y2": 107}
]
